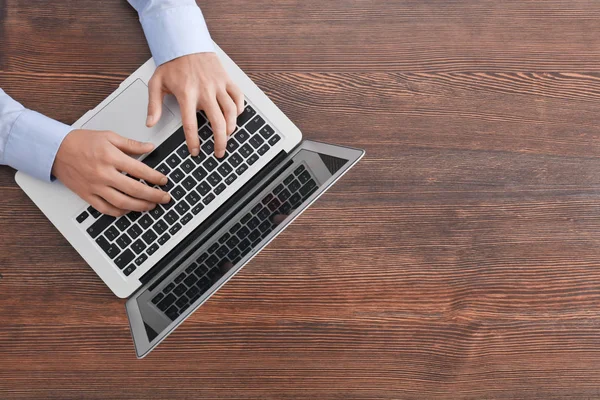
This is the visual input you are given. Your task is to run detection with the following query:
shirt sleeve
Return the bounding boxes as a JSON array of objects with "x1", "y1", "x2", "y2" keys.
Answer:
[
  {"x1": 127, "y1": 0, "x2": 215, "y2": 66},
  {"x1": 0, "y1": 89, "x2": 72, "y2": 182}
]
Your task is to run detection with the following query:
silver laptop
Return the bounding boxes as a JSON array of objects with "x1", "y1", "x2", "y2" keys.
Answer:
[{"x1": 15, "y1": 43, "x2": 364, "y2": 358}]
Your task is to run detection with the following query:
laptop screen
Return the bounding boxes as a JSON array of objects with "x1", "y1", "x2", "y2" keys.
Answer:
[{"x1": 127, "y1": 142, "x2": 364, "y2": 357}]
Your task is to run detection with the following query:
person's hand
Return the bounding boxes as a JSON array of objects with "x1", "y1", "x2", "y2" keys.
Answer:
[
  {"x1": 52, "y1": 129, "x2": 171, "y2": 217},
  {"x1": 145, "y1": 52, "x2": 244, "y2": 159}
]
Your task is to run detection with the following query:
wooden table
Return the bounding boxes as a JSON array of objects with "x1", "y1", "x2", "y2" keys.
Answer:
[{"x1": 2, "y1": 1, "x2": 600, "y2": 398}]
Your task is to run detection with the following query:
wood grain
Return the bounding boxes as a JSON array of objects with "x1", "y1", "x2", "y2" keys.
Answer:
[{"x1": 2, "y1": 0, "x2": 600, "y2": 399}]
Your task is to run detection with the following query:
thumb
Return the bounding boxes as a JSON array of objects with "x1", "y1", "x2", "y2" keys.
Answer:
[
  {"x1": 146, "y1": 77, "x2": 164, "y2": 127},
  {"x1": 108, "y1": 132, "x2": 155, "y2": 155}
]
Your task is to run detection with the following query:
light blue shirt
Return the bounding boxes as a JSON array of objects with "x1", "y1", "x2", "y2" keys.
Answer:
[{"x1": 0, "y1": 0, "x2": 213, "y2": 182}]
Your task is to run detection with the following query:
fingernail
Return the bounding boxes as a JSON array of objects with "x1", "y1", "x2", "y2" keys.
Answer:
[
  {"x1": 162, "y1": 193, "x2": 171, "y2": 203},
  {"x1": 191, "y1": 147, "x2": 199, "y2": 156},
  {"x1": 160, "y1": 177, "x2": 168, "y2": 185}
]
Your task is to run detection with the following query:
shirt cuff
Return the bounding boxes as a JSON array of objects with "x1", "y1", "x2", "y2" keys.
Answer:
[
  {"x1": 138, "y1": 4, "x2": 215, "y2": 66},
  {"x1": 4, "y1": 110, "x2": 72, "y2": 182}
]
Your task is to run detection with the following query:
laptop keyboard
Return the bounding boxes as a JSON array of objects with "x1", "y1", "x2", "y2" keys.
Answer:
[
  {"x1": 150, "y1": 163, "x2": 318, "y2": 321},
  {"x1": 76, "y1": 103, "x2": 282, "y2": 278}
]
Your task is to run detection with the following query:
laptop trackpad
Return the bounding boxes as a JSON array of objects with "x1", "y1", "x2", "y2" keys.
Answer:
[{"x1": 81, "y1": 79, "x2": 174, "y2": 144}]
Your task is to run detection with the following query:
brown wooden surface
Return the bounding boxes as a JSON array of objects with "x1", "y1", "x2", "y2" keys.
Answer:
[{"x1": 2, "y1": 0, "x2": 600, "y2": 398}]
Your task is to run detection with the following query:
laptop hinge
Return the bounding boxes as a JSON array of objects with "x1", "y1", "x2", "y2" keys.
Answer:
[{"x1": 139, "y1": 149, "x2": 290, "y2": 289}]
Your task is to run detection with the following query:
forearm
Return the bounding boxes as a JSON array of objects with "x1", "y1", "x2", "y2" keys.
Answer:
[
  {"x1": 0, "y1": 89, "x2": 71, "y2": 181},
  {"x1": 127, "y1": 0, "x2": 214, "y2": 66}
]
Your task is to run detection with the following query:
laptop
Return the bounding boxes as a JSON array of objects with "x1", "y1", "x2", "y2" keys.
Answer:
[{"x1": 15, "y1": 43, "x2": 364, "y2": 358}]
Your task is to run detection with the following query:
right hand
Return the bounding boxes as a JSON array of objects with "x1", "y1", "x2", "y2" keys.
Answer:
[{"x1": 52, "y1": 129, "x2": 171, "y2": 217}]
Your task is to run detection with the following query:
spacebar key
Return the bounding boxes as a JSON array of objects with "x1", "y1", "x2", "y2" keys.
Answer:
[{"x1": 86, "y1": 215, "x2": 116, "y2": 238}]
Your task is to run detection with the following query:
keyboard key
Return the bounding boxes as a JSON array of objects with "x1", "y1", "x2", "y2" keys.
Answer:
[
  {"x1": 197, "y1": 111, "x2": 207, "y2": 126},
  {"x1": 139, "y1": 214, "x2": 153, "y2": 229},
  {"x1": 163, "y1": 282, "x2": 175, "y2": 294},
  {"x1": 235, "y1": 128, "x2": 250, "y2": 143},
  {"x1": 268, "y1": 134, "x2": 281, "y2": 146},
  {"x1": 262, "y1": 194, "x2": 273, "y2": 205},
  {"x1": 171, "y1": 185, "x2": 186, "y2": 201},
  {"x1": 96, "y1": 236, "x2": 119, "y2": 258},
  {"x1": 284, "y1": 174, "x2": 295, "y2": 185},
  {"x1": 237, "y1": 105, "x2": 256, "y2": 126},
  {"x1": 247, "y1": 154, "x2": 259, "y2": 165},
  {"x1": 184, "y1": 274, "x2": 198, "y2": 287},
  {"x1": 151, "y1": 293, "x2": 164, "y2": 304},
  {"x1": 289, "y1": 193, "x2": 301, "y2": 206},
  {"x1": 157, "y1": 293, "x2": 176, "y2": 311},
  {"x1": 273, "y1": 184, "x2": 284, "y2": 195},
  {"x1": 192, "y1": 165, "x2": 208, "y2": 181},
  {"x1": 251, "y1": 203, "x2": 263, "y2": 214},
  {"x1": 174, "y1": 283, "x2": 187, "y2": 296},
  {"x1": 153, "y1": 220, "x2": 168, "y2": 235},
  {"x1": 249, "y1": 135, "x2": 264, "y2": 149},
  {"x1": 236, "y1": 163, "x2": 248, "y2": 175},
  {"x1": 186, "y1": 286, "x2": 200, "y2": 300},
  {"x1": 87, "y1": 207, "x2": 101, "y2": 219},
  {"x1": 298, "y1": 170, "x2": 311, "y2": 184},
  {"x1": 147, "y1": 243, "x2": 159, "y2": 256},
  {"x1": 135, "y1": 253, "x2": 148, "y2": 266},
  {"x1": 127, "y1": 211, "x2": 142, "y2": 222},
  {"x1": 164, "y1": 210, "x2": 179, "y2": 225},
  {"x1": 181, "y1": 213, "x2": 193, "y2": 225},
  {"x1": 161, "y1": 179, "x2": 175, "y2": 192},
  {"x1": 182, "y1": 176, "x2": 196, "y2": 191},
  {"x1": 241, "y1": 213, "x2": 252, "y2": 224},
  {"x1": 115, "y1": 249, "x2": 135, "y2": 269},
  {"x1": 203, "y1": 193, "x2": 215, "y2": 205},
  {"x1": 185, "y1": 262, "x2": 198, "y2": 274},
  {"x1": 176, "y1": 144, "x2": 190, "y2": 159},
  {"x1": 76, "y1": 211, "x2": 89, "y2": 223},
  {"x1": 127, "y1": 224, "x2": 143, "y2": 240},
  {"x1": 257, "y1": 207, "x2": 270, "y2": 220},
  {"x1": 257, "y1": 144, "x2": 269, "y2": 156},
  {"x1": 175, "y1": 201, "x2": 190, "y2": 216},
  {"x1": 142, "y1": 229, "x2": 158, "y2": 245},
  {"x1": 174, "y1": 273, "x2": 186, "y2": 284},
  {"x1": 247, "y1": 217, "x2": 260, "y2": 230},
  {"x1": 176, "y1": 295, "x2": 190, "y2": 309},
  {"x1": 238, "y1": 238, "x2": 251, "y2": 251},
  {"x1": 229, "y1": 223, "x2": 242, "y2": 234},
  {"x1": 203, "y1": 157, "x2": 218, "y2": 172},
  {"x1": 279, "y1": 188, "x2": 291, "y2": 201},
  {"x1": 226, "y1": 235, "x2": 240, "y2": 248},
  {"x1": 239, "y1": 144, "x2": 253, "y2": 158},
  {"x1": 166, "y1": 306, "x2": 180, "y2": 321},
  {"x1": 198, "y1": 124, "x2": 212, "y2": 140},
  {"x1": 206, "y1": 255, "x2": 219, "y2": 267},
  {"x1": 191, "y1": 204, "x2": 204, "y2": 215},
  {"x1": 181, "y1": 159, "x2": 195, "y2": 174},
  {"x1": 86, "y1": 215, "x2": 116, "y2": 238},
  {"x1": 169, "y1": 223, "x2": 182, "y2": 235},
  {"x1": 104, "y1": 226, "x2": 120, "y2": 241},
  {"x1": 149, "y1": 206, "x2": 165, "y2": 220},
  {"x1": 185, "y1": 190, "x2": 201, "y2": 206},
  {"x1": 226, "y1": 137, "x2": 239, "y2": 153},
  {"x1": 217, "y1": 162, "x2": 233, "y2": 177},
  {"x1": 299, "y1": 180, "x2": 317, "y2": 196},
  {"x1": 156, "y1": 163, "x2": 170, "y2": 176},
  {"x1": 201, "y1": 140, "x2": 214, "y2": 155},
  {"x1": 236, "y1": 226, "x2": 250, "y2": 240},
  {"x1": 246, "y1": 115, "x2": 265, "y2": 134},
  {"x1": 219, "y1": 233, "x2": 230, "y2": 244},
  {"x1": 131, "y1": 239, "x2": 147, "y2": 254},
  {"x1": 294, "y1": 165, "x2": 306, "y2": 175},
  {"x1": 228, "y1": 153, "x2": 243, "y2": 168},
  {"x1": 123, "y1": 264, "x2": 137, "y2": 276},
  {"x1": 216, "y1": 245, "x2": 228, "y2": 258},
  {"x1": 207, "y1": 172, "x2": 222, "y2": 187},
  {"x1": 214, "y1": 183, "x2": 226, "y2": 195},
  {"x1": 191, "y1": 152, "x2": 206, "y2": 165},
  {"x1": 259, "y1": 125, "x2": 275, "y2": 139},
  {"x1": 166, "y1": 154, "x2": 181, "y2": 169},
  {"x1": 116, "y1": 234, "x2": 132, "y2": 249},
  {"x1": 170, "y1": 168, "x2": 185, "y2": 183},
  {"x1": 268, "y1": 199, "x2": 281, "y2": 212},
  {"x1": 158, "y1": 233, "x2": 170, "y2": 245},
  {"x1": 197, "y1": 181, "x2": 211, "y2": 196},
  {"x1": 208, "y1": 243, "x2": 220, "y2": 253},
  {"x1": 289, "y1": 179, "x2": 301, "y2": 193}
]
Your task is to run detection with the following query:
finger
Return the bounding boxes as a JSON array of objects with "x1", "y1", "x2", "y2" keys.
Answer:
[
  {"x1": 110, "y1": 171, "x2": 170, "y2": 204},
  {"x1": 217, "y1": 90, "x2": 238, "y2": 137},
  {"x1": 107, "y1": 132, "x2": 155, "y2": 155},
  {"x1": 272, "y1": 214, "x2": 288, "y2": 225},
  {"x1": 226, "y1": 82, "x2": 244, "y2": 115},
  {"x1": 177, "y1": 95, "x2": 200, "y2": 157},
  {"x1": 203, "y1": 98, "x2": 227, "y2": 158},
  {"x1": 147, "y1": 76, "x2": 164, "y2": 127},
  {"x1": 99, "y1": 186, "x2": 156, "y2": 213},
  {"x1": 87, "y1": 194, "x2": 126, "y2": 217},
  {"x1": 114, "y1": 153, "x2": 168, "y2": 186}
]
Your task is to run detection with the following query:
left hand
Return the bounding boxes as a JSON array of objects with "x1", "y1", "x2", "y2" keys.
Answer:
[{"x1": 145, "y1": 52, "x2": 244, "y2": 159}]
